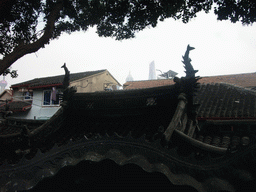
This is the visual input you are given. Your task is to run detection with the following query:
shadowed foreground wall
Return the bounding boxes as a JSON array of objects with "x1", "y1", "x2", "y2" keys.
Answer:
[
  {"x1": 24, "y1": 159, "x2": 256, "y2": 191},
  {"x1": 28, "y1": 159, "x2": 197, "y2": 191}
]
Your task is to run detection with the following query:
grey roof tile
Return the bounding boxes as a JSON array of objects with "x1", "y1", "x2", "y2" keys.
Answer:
[{"x1": 195, "y1": 83, "x2": 256, "y2": 118}]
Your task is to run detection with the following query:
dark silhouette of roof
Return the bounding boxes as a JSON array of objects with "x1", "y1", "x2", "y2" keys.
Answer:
[
  {"x1": 11, "y1": 70, "x2": 106, "y2": 89},
  {"x1": 124, "y1": 80, "x2": 256, "y2": 119}
]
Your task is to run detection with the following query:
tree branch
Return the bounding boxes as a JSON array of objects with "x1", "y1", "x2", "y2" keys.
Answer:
[{"x1": 0, "y1": 0, "x2": 64, "y2": 75}]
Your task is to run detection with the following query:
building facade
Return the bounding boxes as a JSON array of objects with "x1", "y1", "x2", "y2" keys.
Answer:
[{"x1": 6, "y1": 70, "x2": 121, "y2": 120}]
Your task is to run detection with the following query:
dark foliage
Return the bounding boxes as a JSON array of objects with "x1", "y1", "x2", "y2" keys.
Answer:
[
  {"x1": 2, "y1": 68, "x2": 18, "y2": 78},
  {"x1": 0, "y1": 0, "x2": 255, "y2": 75}
]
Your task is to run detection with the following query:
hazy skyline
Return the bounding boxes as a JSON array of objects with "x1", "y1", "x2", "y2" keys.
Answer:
[{"x1": 2, "y1": 9, "x2": 256, "y2": 89}]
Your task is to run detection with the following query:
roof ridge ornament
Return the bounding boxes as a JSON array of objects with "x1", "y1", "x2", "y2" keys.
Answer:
[
  {"x1": 61, "y1": 63, "x2": 76, "y2": 105},
  {"x1": 61, "y1": 63, "x2": 70, "y2": 90},
  {"x1": 164, "y1": 45, "x2": 201, "y2": 142},
  {"x1": 182, "y1": 44, "x2": 198, "y2": 77}
]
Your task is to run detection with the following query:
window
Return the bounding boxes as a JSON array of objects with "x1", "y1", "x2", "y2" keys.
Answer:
[
  {"x1": 43, "y1": 90, "x2": 51, "y2": 105},
  {"x1": 43, "y1": 88, "x2": 61, "y2": 106}
]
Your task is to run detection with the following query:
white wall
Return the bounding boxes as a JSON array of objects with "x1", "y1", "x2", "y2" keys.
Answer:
[{"x1": 11, "y1": 89, "x2": 61, "y2": 120}]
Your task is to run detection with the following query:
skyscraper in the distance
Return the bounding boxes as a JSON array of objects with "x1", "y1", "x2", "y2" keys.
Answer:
[
  {"x1": 0, "y1": 76, "x2": 7, "y2": 94},
  {"x1": 148, "y1": 61, "x2": 156, "y2": 80}
]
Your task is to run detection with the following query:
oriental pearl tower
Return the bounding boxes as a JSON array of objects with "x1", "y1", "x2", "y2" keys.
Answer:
[{"x1": 0, "y1": 76, "x2": 7, "y2": 94}]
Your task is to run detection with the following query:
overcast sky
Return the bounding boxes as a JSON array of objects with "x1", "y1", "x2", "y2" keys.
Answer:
[{"x1": 2, "y1": 9, "x2": 256, "y2": 89}]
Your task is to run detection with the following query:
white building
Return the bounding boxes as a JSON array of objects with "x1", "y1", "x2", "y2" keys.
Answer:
[{"x1": 5, "y1": 70, "x2": 121, "y2": 120}]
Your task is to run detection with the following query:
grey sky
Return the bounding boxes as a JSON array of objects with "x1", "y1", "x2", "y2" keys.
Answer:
[{"x1": 3, "y1": 10, "x2": 256, "y2": 88}]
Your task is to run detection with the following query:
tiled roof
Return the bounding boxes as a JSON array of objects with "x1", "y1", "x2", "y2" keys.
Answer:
[
  {"x1": 199, "y1": 73, "x2": 256, "y2": 88},
  {"x1": 123, "y1": 73, "x2": 256, "y2": 90},
  {"x1": 11, "y1": 70, "x2": 106, "y2": 89},
  {"x1": 124, "y1": 79, "x2": 256, "y2": 119},
  {"x1": 123, "y1": 79, "x2": 175, "y2": 89},
  {"x1": 0, "y1": 100, "x2": 32, "y2": 112},
  {"x1": 195, "y1": 83, "x2": 256, "y2": 119}
]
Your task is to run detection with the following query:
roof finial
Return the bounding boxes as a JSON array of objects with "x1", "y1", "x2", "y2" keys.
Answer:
[
  {"x1": 182, "y1": 44, "x2": 198, "y2": 77},
  {"x1": 61, "y1": 63, "x2": 70, "y2": 89}
]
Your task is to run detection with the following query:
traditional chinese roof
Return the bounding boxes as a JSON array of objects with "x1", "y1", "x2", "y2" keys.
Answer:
[
  {"x1": 0, "y1": 100, "x2": 32, "y2": 112},
  {"x1": 123, "y1": 72, "x2": 256, "y2": 90},
  {"x1": 11, "y1": 69, "x2": 107, "y2": 89},
  {"x1": 123, "y1": 79, "x2": 175, "y2": 89},
  {"x1": 1, "y1": 46, "x2": 256, "y2": 192},
  {"x1": 124, "y1": 81, "x2": 256, "y2": 120},
  {"x1": 1, "y1": 84, "x2": 256, "y2": 192},
  {"x1": 195, "y1": 83, "x2": 256, "y2": 120},
  {"x1": 199, "y1": 73, "x2": 256, "y2": 89}
]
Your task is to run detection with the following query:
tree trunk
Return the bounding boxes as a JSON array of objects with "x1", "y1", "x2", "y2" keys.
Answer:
[{"x1": 0, "y1": 0, "x2": 64, "y2": 75}]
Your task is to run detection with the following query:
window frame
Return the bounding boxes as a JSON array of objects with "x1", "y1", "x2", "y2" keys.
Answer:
[{"x1": 42, "y1": 89, "x2": 61, "y2": 106}]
